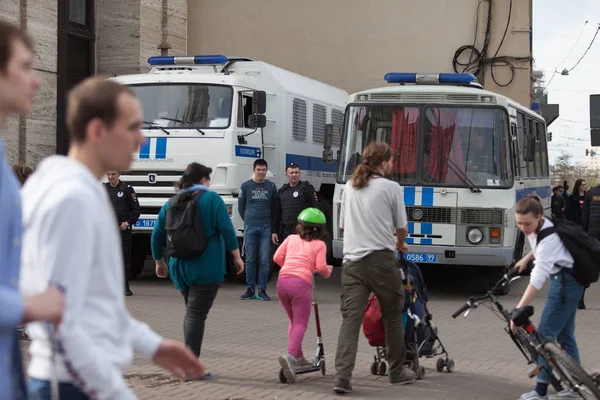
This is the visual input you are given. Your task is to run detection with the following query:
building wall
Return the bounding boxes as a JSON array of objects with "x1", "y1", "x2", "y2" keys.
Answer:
[
  {"x1": 188, "y1": 0, "x2": 532, "y2": 107},
  {"x1": 0, "y1": 0, "x2": 58, "y2": 166},
  {"x1": 1, "y1": 0, "x2": 188, "y2": 166}
]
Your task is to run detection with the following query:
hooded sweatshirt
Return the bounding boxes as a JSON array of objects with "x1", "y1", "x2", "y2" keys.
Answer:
[{"x1": 19, "y1": 156, "x2": 162, "y2": 399}]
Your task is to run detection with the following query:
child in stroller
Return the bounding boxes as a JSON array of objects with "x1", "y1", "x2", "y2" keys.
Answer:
[{"x1": 362, "y1": 254, "x2": 454, "y2": 380}]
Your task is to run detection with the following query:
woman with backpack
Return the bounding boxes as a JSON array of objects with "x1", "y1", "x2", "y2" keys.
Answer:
[
  {"x1": 151, "y1": 162, "x2": 245, "y2": 379},
  {"x1": 512, "y1": 195, "x2": 585, "y2": 400}
]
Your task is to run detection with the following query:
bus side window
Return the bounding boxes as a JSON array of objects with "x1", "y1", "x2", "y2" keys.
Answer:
[
  {"x1": 511, "y1": 124, "x2": 520, "y2": 179},
  {"x1": 538, "y1": 121, "x2": 549, "y2": 177},
  {"x1": 527, "y1": 118, "x2": 536, "y2": 177},
  {"x1": 237, "y1": 93, "x2": 253, "y2": 128},
  {"x1": 516, "y1": 112, "x2": 528, "y2": 178}
]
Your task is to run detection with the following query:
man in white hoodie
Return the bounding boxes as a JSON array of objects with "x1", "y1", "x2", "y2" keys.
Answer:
[{"x1": 20, "y1": 76, "x2": 206, "y2": 399}]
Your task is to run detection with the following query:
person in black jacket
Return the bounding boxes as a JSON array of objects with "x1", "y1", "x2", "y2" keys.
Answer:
[
  {"x1": 580, "y1": 183, "x2": 600, "y2": 310},
  {"x1": 551, "y1": 185, "x2": 566, "y2": 219},
  {"x1": 567, "y1": 179, "x2": 587, "y2": 225},
  {"x1": 104, "y1": 170, "x2": 141, "y2": 296},
  {"x1": 272, "y1": 163, "x2": 320, "y2": 245}
]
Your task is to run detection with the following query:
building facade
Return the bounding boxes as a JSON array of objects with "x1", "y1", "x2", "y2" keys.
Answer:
[
  {"x1": 2, "y1": 0, "x2": 538, "y2": 166},
  {"x1": 0, "y1": 0, "x2": 187, "y2": 166},
  {"x1": 188, "y1": 0, "x2": 534, "y2": 105}
]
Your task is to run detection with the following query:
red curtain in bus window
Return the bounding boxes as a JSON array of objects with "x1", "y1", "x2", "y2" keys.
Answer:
[
  {"x1": 391, "y1": 107, "x2": 419, "y2": 174},
  {"x1": 428, "y1": 108, "x2": 465, "y2": 184}
]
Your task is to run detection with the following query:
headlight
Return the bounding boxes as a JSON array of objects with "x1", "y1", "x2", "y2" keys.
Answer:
[
  {"x1": 467, "y1": 228, "x2": 483, "y2": 244},
  {"x1": 226, "y1": 204, "x2": 233, "y2": 217}
]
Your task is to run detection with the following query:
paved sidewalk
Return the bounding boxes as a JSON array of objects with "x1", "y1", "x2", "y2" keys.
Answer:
[{"x1": 119, "y1": 266, "x2": 600, "y2": 400}]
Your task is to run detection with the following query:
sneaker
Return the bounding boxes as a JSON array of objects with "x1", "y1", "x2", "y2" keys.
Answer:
[
  {"x1": 549, "y1": 389, "x2": 582, "y2": 399},
  {"x1": 257, "y1": 289, "x2": 270, "y2": 301},
  {"x1": 240, "y1": 289, "x2": 255, "y2": 300},
  {"x1": 390, "y1": 367, "x2": 417, "y2": 385},
  {"x1": 333, "y1": 378, "x2": 352, "y2": 394},
  {"x1": 297, "y1": 356, "x2": 313, "y2": 368},
  {"x1": 521, "y1": 390, "x2": 548, "y2": 400},
  {"x1": 279, "y1": 354, "x2": 297, "y2": 383},
  {"x1": 185, "y1": 371, "x2": 212, "y2": 381}
]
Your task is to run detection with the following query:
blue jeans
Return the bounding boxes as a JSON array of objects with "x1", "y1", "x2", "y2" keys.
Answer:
[
  {"x1": 537, "y1": 269, "x2": 584, "y2": 384},
  {"x1": 244, "y1": 224, "x2": 271, "y2": 291},
  {"x1": 27, "y1": 378, "x2": 89, "y2": 399}
]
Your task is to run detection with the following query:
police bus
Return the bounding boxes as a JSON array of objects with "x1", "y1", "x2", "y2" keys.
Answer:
[{"x1": 324, "y1": 73, "x2": 551, "y2": 294}]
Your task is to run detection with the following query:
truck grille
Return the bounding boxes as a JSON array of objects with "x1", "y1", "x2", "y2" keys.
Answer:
[
  {"x1": 457, "y1": 208, "x2": 504, "y2": 225},
  {"x1": 121, "y1": 169, "x2": 184, "y2": 199},
  {"x1": 406, "y1": 206, "x2": 455, "y2": 224}
]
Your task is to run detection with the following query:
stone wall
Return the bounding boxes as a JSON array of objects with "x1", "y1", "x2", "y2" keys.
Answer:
[
  {"x1": 98, "y1": 0, "x2": 188, "y2": 76},
  {"x1": 0, "y1": 0, "x2": 57, "y2": 166}
]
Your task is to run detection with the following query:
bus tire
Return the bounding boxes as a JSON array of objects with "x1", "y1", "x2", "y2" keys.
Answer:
[
  {"x1": 129, "y1": 236, "x2": 147, "y2": 279},
  {"x1": 317, "y1": 196, "x2": 335, "y2": 265},
  {"x1": 226, "y1": 238, "x2": 276, "y2": 284}
]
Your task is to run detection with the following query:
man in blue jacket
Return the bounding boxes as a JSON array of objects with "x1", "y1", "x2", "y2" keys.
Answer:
[
  {"x1": 0, "y1": 20, "x2": 65, "y2": 399},
  {"x1": 238, "y1": 159, "x2": 278, "y2": 301}
]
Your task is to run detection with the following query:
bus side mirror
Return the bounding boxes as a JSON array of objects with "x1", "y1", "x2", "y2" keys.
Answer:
[
  {"x1": 253, "y1": 90, "x2": 267, "y2": 114},
  {"x1": 324, "y1": 124, "x2": 334, "y2": 150},
  {"x1": 323, "y1": 149, "x2": 333, "y2": 163},
  {"x1": 248, "y1": 114, "x2": 267, "y2": 128}
]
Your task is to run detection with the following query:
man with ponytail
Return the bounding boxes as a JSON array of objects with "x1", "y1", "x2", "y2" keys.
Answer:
[{"x1": 333, "y1": 141, "x2": 416, "y2": 394}]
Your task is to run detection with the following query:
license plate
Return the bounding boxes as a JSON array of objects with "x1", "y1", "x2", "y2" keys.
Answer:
[
  {"x1": 134, "y1": 218, "x2": 156, "y2": 228},
  {"x1": 404, "y1": 253, "x2": 437, "y2": 263}
]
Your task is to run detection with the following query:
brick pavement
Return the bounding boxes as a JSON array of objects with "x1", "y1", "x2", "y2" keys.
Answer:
[{"x1": 117, "y1": 265, "x2": 600, "y2": 400}]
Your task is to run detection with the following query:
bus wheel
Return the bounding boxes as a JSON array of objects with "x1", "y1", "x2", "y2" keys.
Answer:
[{"x1": 317, "y1": 197, "x2": 334, "y2": 265}]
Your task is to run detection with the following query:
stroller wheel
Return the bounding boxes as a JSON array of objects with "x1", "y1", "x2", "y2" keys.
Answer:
[
  {"x1": 320, "y1": 360, "x2": 326, "y2": 376},
  {"x1": 377, "y1": 361, "x2": 387, "y2": 376},
  {"x1": 446, "y1": 359, "x2": 455, "y2": 373},
  {"x1": 417, "y1": 366, "x2": 426, "y2": 380},
  {"x1": 370, "y1": 361, "x2": 378, "y2": 375},
  {"x1": 279, "y1": 368, "x2": 288, "y2": 384},
  {"x1": 436, "y1": 358, "x2": 445, "y2": 372}
]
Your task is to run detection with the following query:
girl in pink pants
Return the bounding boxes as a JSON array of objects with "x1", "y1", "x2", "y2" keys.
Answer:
[{"x1": 273, "y1": 208, "x2": 332, "y2": 383}]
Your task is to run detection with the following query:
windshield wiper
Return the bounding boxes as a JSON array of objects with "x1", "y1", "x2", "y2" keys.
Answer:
[
  {"x1": 142, "y1": 121, "x2": 170, "y2": 135},
  {"x1": 441, "y1": 156, "x2": 482, "y2": 193},
  {"x1": 158, "y1": 117, "x2": 206, "y2": 136}
]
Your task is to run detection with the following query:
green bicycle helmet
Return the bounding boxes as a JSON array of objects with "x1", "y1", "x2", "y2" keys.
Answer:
[{"x1": 297, "y1": 207, "x2": 326, "y2": 226}]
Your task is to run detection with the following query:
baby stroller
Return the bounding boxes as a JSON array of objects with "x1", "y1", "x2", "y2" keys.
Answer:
[{"x1": 362, "y1": 254, "x2": 454, "y2": 380}]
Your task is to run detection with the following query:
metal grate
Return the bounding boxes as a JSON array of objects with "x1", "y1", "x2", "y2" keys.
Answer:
[
  {"x1": 331, "y1": 109, "x2": 344, "y2": 146},
  {"x1": 292, "y1": 98, "x2": 307, "y2": 141},
  {"x1": 312, "y1": 103, "x2": 326, "y2": 143},
  {"x1": 457, "y1": 208, "x2": 504, "y2": 225},
  {"x1": 406, "y1": 206, "x2": 455, "y2": 224},
  {"x1": 120, "y1": 170, "x2": 183, "y2": 198},
  {"x1": 368, "y1": 92, "x2": 483, "y2": 104}
]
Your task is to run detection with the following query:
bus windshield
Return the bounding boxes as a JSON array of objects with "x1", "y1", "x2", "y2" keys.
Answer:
[
  {"x1": 129, "y1": 84, "x2": 233, "y2": 129},
  {"x1": 337, "y1": 105, "x2": 512, "y2": 188}
]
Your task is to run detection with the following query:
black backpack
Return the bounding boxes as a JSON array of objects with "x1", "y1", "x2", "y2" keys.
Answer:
[
  {"x1": 537, "y1": 216, "x2": 600, "y2": 286},
  {"x1": 165, "y1": 189, "x2": 208, "y2": 259}
]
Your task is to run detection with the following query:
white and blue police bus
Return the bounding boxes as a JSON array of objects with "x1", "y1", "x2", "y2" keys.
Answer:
[
  {"x1": 325, "y1": 73, "x2": 551, "y2": 294},
  {"x1": 111, "y1": 55, "x2": 348, "y2": 277}
]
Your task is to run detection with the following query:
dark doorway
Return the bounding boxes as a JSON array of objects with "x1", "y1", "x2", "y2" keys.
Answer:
[{"x1": 56, "y1": 0, "x2": 95, "y2": 155}]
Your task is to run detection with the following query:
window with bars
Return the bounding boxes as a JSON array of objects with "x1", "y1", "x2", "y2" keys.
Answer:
[
  {"x1": 332, "y1": 109, "x2": 344, "y2": 146},
  {"x1": 312, "y1": 103, "x2": 326, "y2": 143},
  {"x1": 292, "y1": 98, "x2": 307, "y2": 141}
]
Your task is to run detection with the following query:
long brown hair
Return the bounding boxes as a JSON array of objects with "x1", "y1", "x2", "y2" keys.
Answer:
[
  {"x1": 351, "y1": 141, "x2": 392, "y2": 189},
  {"x1": 515, "y1": 194, "x2": 543, "y2": 216},
  {"x1": 295, "y1": 223, "x2": 329, "y2": 242}
]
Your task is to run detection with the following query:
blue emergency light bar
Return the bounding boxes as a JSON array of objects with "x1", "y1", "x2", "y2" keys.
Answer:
[
  {"x1": 148, "y1": 55, "x2": 229, "y2": 66},
  {"x1": 384, "y1": 73, "x2": 476, "y2": 85}
]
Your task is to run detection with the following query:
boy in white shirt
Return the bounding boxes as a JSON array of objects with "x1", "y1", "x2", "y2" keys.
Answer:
[{"x1": 20, "y1": 76, "x2": 206, "y2": 399}]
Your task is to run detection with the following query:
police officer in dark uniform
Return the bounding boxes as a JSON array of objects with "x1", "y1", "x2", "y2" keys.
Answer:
[
  {"x1": 272, "y1": 162, "x2": 320, "y2": 245},
  {"x1": 104, "y1": 170, "x2": 141, "y2": 296},
  {"x1": 581, "y1": 183, "x2": 600, "y2": 309}
]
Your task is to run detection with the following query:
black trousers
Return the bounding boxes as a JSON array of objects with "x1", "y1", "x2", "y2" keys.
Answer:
[
  {"x1": 181, "y1": 284, "x2": 219, "y2": 358},
  {"x1": 279, "y1": 223, "x2": 297, "y2": 243},
  {"x1": 120, "y1": 228, "x2": 131, "y2": 291}
]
